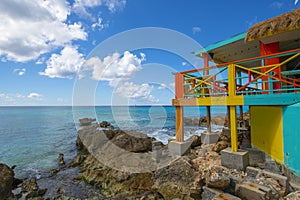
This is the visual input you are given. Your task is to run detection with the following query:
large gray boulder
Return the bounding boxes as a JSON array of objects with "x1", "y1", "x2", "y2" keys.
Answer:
[
  {"x1": 153, "y1": 157, "x2": 203, "y2": 200},
  {"x1": 111, "y1": 130, "x2": 153, "y2": 153}
]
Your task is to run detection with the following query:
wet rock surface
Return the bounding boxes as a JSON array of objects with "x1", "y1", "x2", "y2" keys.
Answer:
[
  {"x1": 0, "y1": 163, "x2": 14, "y2": 199},
  {"x1": 37, "y1": 166, "x2": 104, "y2": 199}
]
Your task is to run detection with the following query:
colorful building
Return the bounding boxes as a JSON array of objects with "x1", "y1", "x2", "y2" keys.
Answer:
[{"x1": 173, "y1": 8, "x2": 300, "y2": 177}]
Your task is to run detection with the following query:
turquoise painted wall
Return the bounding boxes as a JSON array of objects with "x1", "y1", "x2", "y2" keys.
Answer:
[{"x1": 283, "y1": 103, "x2": 300, "y2": 177}]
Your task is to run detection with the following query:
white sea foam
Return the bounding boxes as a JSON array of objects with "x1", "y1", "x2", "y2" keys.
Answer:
[{"x1": 147, "y1": 124, "x2": 224, "y2": 144}]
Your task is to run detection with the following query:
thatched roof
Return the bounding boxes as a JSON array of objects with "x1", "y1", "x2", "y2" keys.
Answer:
[{"x1": 246, "y1": 7, "x2": 300, "y2": 41}]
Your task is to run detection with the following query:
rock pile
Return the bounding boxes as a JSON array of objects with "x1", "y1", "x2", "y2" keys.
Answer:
[{"x1": 74, "y1": 120, "x2": 300, "y2": 200}]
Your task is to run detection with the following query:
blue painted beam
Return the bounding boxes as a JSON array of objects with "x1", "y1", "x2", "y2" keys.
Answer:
[
  {"x1": 244, "y1": 93, "x2": 300, "y2": 106},
  {"x1": 194, "y1": 32, "x2": 247, "y2": 56}
]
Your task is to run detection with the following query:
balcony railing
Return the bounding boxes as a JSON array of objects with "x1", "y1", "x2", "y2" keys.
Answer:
[{"x1": 176, "y1": 48, "x2": 300, "y2": 99}]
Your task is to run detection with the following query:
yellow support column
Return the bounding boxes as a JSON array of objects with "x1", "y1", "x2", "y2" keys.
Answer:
[
  {"x1": 229, "y1": 106, "x2": 238, "y2": 152},
  {"x1": 175, "y1": 106, "x2": 184, "y2": 142},
  {"x1": 228, "y1": 64, "x2": 238, "y2": 152}
]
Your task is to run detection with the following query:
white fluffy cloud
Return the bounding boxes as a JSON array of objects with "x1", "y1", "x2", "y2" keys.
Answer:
[
  {"x1": 27, "y1": 93, "x2": 43, "y2": 100},
  {"x1": 92, "y1": 18, "x2": 108, "y2": 31},
  {"x1": 0, "y1": 0, "x2": 87, "y2": 62},
  {"x1": 39, "y1": 45, "x2": 85, "y2": 79},
  {"x1": 105, "y1": 0, "x2": 126, "y2": 12},
  {"x1": 84, "y1": 51, "x2": 158, "y2": 102},
  {"x1": 115, "y1": 82, "x2": 158, "y2": 103},
  {"x1": 13, "y1": 68, "x2": 26, "y2": 76},
  {"x1": 73, "y1": 0, "x2": 126, "y2": 19},
  {"x1": 85, "y1": 51, "x2": 145, "y2": 86}
]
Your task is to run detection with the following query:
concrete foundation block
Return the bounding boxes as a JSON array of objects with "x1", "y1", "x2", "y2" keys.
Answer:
[
  {"x1": 168, "y1": 140, "x2": 192, "y2": 156},
  {"x1": 264, "y1": 154, "x2": 282, "y2": 174},
  {"x1": 201, "y1": 132, "x2": 219, "y2": 144},
  {"x1": 202, "y1": 186, "x2": 222, "y2": 199},
  {"x1": 202, "y1": 186, "x2": 241, "y2": 200},
  {"x1": 235, "y1": 182, "x2": 271, "y2": 200},
  {"x1": 263, "y1": 170, "x2": 288, "y2": 188},
  {"x1": 246, "y1": 166, "x2": 262, "y2": 178},
  {"x1": 244, "y1": 148, "x2": 265, "y2": 167},
  {"x1": 224, "y1": 174, "x2": 244, "y2": 195},
  {"x1": 221, "y1": 148, "x2": 249, "y2": 171}
]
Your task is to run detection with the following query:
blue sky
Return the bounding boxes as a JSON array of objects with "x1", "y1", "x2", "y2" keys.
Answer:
[{"x1": 0, "y1": 0, "x2": 299, "y2": 106}]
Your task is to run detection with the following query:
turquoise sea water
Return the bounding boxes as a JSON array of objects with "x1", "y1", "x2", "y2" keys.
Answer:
[{"x1": 0, "y1": 106, "x2": 228, "y2": 178}]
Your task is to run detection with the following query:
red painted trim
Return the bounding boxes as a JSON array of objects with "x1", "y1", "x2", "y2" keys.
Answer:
[
  {"x1": 260, "y1": 41, "x2": 280, "y2": 92},
  {"x1": 203, "y1": 53, "x2": 209, "y2": 75}
]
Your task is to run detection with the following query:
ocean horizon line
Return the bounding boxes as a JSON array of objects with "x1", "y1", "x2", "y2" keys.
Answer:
[{"x1": 0, "y1": 105, "x2": 174, "y2": 107}]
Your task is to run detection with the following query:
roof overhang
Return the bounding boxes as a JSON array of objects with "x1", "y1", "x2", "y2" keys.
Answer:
[{"x1": 193, "y1": 29, "x2": 300, "y2": 67}]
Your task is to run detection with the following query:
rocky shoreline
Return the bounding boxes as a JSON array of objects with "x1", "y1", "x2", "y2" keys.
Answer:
[{"x1": 1, "y1": 117, "x2": 300, "y2": 199}]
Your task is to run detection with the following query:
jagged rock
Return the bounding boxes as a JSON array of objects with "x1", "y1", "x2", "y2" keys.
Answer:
[
  {"x1": 205, "y1": 170, "x2": 230, "y2": 189},
  {"x1": 26, "y1": 188, "x2": 47, "y2": 198},
  {"x1": 188, "y1": 135, "x2": 202, "y2": 148},
  {"x1": 110, "y1": 131, "x2": 153, "y2": 152},
  {"x1": 71, "y1": 154, "x2": 87, "y2": 167},
  {"x1": 153, "y1": 157, "x2": 203, "y2": 200},
  {"x1": 12, "y1": 177, "x2": 23, "y2": 189},
  {"x1": 79, "y1": 118, "x2": 96, "y2": 126},
  {"x1": 212, "y1": 141, "x2": 230, "y2": 153},
  {"x1": 50, "y1": 168, "x2": 59, "y2": 175},
  {"x1": 219, "y1": 129, "x2": 231, "y2": 143},
  {"x1": 21, "y1": 178, "x2": 47, "y2": 198},
  {"x1": 58, "y1": 153, "x2": 65, "y2": 166},
  {"x1": 285, "y1": 191, "x2": 300, "y2": 200},
  {"x1": 21, "y1": 178, "x2": 39, "y2": 193},
  {"x1": 76, "y1": 136, "x2": 85, "y2": 151},
  {"x1": 57, "y1": 186, "x2": 65, "y2": 195},
  {"x1": 79, "y1": 154, "x2": 154, "y2": 198},
  {"x1": 99, "y1": 121, "x2": 111, "y2": 128},
  {"x1": 205, "y1": 151, "x2": 221, "y2": 161},
  {"x1": 0, "y1": 163, "x2": 14, "y2": 199},
  {"x1": 103, "y1": 130, "x2": 119, "y2": 140}
]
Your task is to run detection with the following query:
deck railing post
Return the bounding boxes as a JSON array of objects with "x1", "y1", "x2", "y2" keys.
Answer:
[
  {"x1": 175, "y1": 106, "x2": 184, "y2": 142},
  {"x1": 228, "y1": 64, "x2": 238, "y2": 152}
]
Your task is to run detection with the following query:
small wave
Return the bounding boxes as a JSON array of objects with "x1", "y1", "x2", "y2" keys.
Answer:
[
  {"x1": 144, "y1": 124, "x2": 224, "y2": 145},
  {"x1": 18, "y1": 166, "x2": 42, "y2": 179}
]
